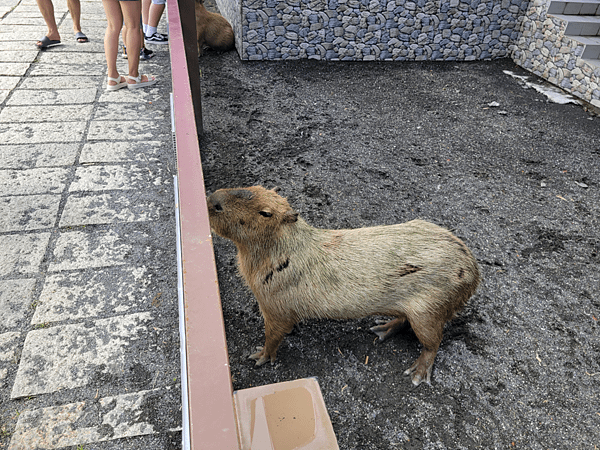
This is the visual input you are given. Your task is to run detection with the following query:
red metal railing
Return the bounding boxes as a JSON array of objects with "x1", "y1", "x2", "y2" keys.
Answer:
[{"x1": 167, "y1": 0, "x2": 240, "y2": 448}]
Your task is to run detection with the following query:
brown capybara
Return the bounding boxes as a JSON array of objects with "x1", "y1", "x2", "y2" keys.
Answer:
[
  {"x1": 195, "y1": 0, "x2": 234, "y2": 56},
  {"x1": 207, "y1": 186, "x2": 480, "y2": 386}
]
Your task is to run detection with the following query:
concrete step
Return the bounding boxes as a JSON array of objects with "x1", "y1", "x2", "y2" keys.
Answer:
[
  {"x1": 551, "y1": 14, "x2": 600, "y2": 35},
  {"x1": 548, "y1": 0, "x2": 600, "y2": 15},
  {"x1": 566, "y1": 34, "x2": 600, "y2": 58},
  {"x1": 581, "y1": 57, "x2": 600, "y2": 69},
  {"x1": 234, "y1": 378, "x2": 339, "y2": 450}
]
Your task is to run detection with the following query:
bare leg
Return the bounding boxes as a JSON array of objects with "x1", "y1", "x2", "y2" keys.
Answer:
[
  {"x1": 36, "y1": 0, "x2": 60, "y2": 43},
  {"x1": 148, "y1": 2, "x2": 165, "y2": 28},
  {"x1": 141, "y1": 0, "x2": 151, "y2": 29},
  {"x1": 67, "y1": 0, "x2": 84, "y2": 36},
  {"x1": 101, "y1": 0, "x2": 124, "y2": 85},
  {"x1": 249, "y1": 318, "x2": 295, "y2": 366},
  {"x1": 120, "y1": 1, "x2": 151, "y2": 82}
]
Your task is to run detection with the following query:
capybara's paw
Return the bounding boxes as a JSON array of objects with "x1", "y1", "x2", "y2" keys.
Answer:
[
  {"x1": 404, "y1": 359, "x2": 433, "y2": 386},
  {"x1": 248, "y1": 346, "x2": 273, "y2": 366},
  {"x1": 370, "y1": 318, "x2": 405, "y2": 342}
]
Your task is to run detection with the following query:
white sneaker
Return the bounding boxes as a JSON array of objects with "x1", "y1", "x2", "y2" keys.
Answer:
[{"x1": 144, "y1": 32, "x2": 168, "y2": 45}]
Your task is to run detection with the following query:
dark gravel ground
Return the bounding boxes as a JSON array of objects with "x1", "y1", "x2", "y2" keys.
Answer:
[{"x1": 197, "y1": 22, "x2": 600, "y2": 449}]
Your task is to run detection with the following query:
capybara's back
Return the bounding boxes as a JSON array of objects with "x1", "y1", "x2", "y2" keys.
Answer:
[
  {"x1": 195, "y1": 0, "x2": 234, "y2": 56},
  {"x1": 207, "y1": 186, "x2": 480, "y2": 386}
]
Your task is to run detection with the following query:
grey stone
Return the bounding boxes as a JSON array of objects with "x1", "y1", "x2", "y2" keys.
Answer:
[
  {"x1": 0, "y1": 195, "x2": 61, "y2": 232},
  {"x1": 8, "y1": 387, "x2": 179, "y2": 449},
  {"x1": 0, "y1": 168, "x2": 70, "y2": 195},
  {"x1": 0, "y1": 279, "x2": 36, "y2": 329},
  {"x1": 0, "y1": 233, "x2": 51, "y2": 276}
]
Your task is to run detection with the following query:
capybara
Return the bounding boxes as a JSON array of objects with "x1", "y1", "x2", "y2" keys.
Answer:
[
  {"x1": 195, "y1": 0, "x2": 234, "y2": 56},
  {"x1": 207, "y1": 186, "x2": 480, "y2": 386}
]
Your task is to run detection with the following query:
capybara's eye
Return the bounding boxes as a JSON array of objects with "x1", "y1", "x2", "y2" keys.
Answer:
[{"x1": 259, "y1": 211, "x2": 272, "y2": 217}]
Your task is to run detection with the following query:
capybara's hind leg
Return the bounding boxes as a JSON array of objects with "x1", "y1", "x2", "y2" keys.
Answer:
[
  {"x1": 404, "y1": 347, "x2": 438, "y2": 386},
  {"x1": 404, "y1": 314, "x2": 443, "y2": 386},
  {"x1": 249, "y1": 318, "x2": 294, "y2": 366},
  {"x1": 370, "y1": 316, "x2": 407, "y2": 341}
]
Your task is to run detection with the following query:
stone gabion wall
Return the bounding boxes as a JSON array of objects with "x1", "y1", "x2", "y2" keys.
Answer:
[
  {"x1": 512, "y1": 0, "x2": 600, "y2": 107},
  {"x1": 216, "y1": 0, "x2": 244, "y2": 53},
  {"x1": 236, "y1": 0, "x2": 529, "y2": 60}
]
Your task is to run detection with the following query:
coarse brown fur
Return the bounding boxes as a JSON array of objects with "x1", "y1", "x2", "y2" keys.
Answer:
[
  {"x1": 207, "y1": 186, "x2": 481, "y2": 386},
  {"x1": 195, "y1": 0, "x2": 234, "y2": 56}
]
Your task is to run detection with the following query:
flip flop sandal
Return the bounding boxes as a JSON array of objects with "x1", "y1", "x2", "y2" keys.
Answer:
[
  {"x1": 106, "y1": 75, "x2": 128, "y2": 91},
  {"x1": 127, "y1": 74, "x2": 157, "y2": 90},
  {"x1": 36, "y1": 36, "x2": 61, "y2": 49},
  {"x1": 75, "y1": 32, "x2": 88, "y2": 43}
]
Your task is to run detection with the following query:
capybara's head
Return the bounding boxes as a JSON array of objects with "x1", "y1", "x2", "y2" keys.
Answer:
[{"x1": 207, "y1": 186, "x2": 298, "y2": 245}]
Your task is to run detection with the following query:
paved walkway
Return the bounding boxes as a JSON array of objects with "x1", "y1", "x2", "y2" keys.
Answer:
[{"x1": 0, "y1": 0, "x2": 182, "y2": 449}]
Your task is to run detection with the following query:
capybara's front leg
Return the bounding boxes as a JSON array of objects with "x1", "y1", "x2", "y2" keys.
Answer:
[
  {"x1": 370, "y1": 316, "x2": 408, "y2": 341},
  {"x1": 249, "y1": 318, "x2": 294, "y2": 366}
]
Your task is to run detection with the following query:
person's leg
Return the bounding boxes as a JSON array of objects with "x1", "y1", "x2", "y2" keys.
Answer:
[
  {"x1": 36, "y1": 0, "x2": 60, "y2": 43},
  {"x1": 121, "y1": 0, "x2": 145, "y2": 80},
  {"x1": 141, "y1": 0, "x2": 151, "y2": 34},
  {"x1": 67, "y1": 0, "x2": 85, "y2": 39},
  {"x1": 148, "y1": 1, "x2": 165, "y2": 30},
  {"x1": 143, "y1": 0, "x2": 166, "y2": 44},
  {"x1": 102, "y1": 0, "x2": 124, "y2": 86}
]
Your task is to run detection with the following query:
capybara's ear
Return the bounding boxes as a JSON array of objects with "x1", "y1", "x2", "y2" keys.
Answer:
[
  {"x1": 271, "y1": 186, "x2": 281, "y2": 193},
  {"x1": 283, "y1": 209, "x2": 298, "y2": 224}
]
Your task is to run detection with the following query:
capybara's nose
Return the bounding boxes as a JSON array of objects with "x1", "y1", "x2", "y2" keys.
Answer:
[{"x1": 207, "y1": 192, "x2": 224, "y2": 212}]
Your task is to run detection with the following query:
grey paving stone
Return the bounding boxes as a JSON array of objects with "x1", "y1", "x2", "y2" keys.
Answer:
[
  {"x1": 0, "y1": 24, "x2": 44, "y2": 34},
  {"x1": 93, "y1": 102, "x2": 166, "y2": 122},
  {"x1": 0, "y1": 279, "x2": 36, "y2": 329},
  {"x1": 87, "y1": 120, "x2": 167, "y2": 141},
  {"x1": 0, "y1": 104, "x2": 94, "y2": 122},
  {"x1": 0, "y1": 89, "x2": 8, "y2": 104},
  {"x1": 97, "y1": 87, "x2": 161, "y2": 104},
  {"x1": 32, "y1": 266, "x2": 153, "y2": 324},
  {"x1": 10, "y1": 4, "x2": 51, "y2": 13},
  {"x1": 11, "y1": 312, "x2": 154, "y2": 398},
  {"x1": 0, "y1": 16, "x2": 47, "y2": 26},
  {"x1": 0, "y1": 62, "x2": 30, "y2": 76},
  {"x1": 0, "y1": 331, "x2": 21, "y2": 388},
  {"x1": 70, "y1": 164, "x2": 169, "y2": 192},
  {"x1": 48, "y1": 229, "x2": 134, "y2": 271},
  {"x1": 51, "y1": 41, "x2": 107, "y2": 53},
  {"x1": 0, "y1": 232, "x2": 51, "y2": 276},
  {"x1": 59, "y1": 23, "x2": 108, "y2": 35},
  {"x1": 8, "y1": 387, "x2": 178, "y2": 450},
  {"x1": 0, "y1": 121, "x2": 86, "y2": 144},
  {"x1": 60, "y1": 192, "x2": 161, "y2": 227},
  {"x1": 0, "y1": 50, "x2": 38, "y2": 62},
  {"x1": 80, "y1": 141, "x2": 163, "y2": 163},
  {"x1": 7, "y1": 88, "x2": 97, "y2": 105},
  {"x1": 37, "y1": 51, "x2": 107, "y2": 65},
  {"x1": 29, "y1": 63, "x2": 105, "y2": 76},
  {"x1": 0, "y1": 76, "x2": 19, "y2": 90},
  {"x1": 20, "y1": 75, "x2": 102, "y2": 90},
  {"x1": 0, "y1": 30, "x2": 44, "y2": 41},
  {"x1": 0, "y1": 143, "x2": 79, "y2": 169},
  {"x1": 0, "y1": 167, "x2": 70, "y2": 195},
  {"x1": 0, "y1": 194, "x2": 61, "y2": 231}
]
